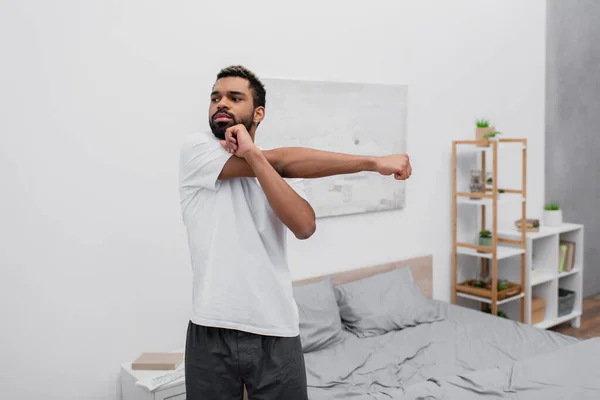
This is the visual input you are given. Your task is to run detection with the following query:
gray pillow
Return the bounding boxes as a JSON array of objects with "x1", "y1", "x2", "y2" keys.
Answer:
[
  {"x1": 293, "y1": 278, "x2": 347, "y2": 353},
  {"x1": 334, "y1": 266, "x2": 444, "y2": 338}
]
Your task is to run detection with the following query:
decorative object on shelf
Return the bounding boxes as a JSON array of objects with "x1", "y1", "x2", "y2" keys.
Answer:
[
  {"x1": 475, "y1": 119, "x2": 495, "y2": 147},
  {"x1": 470, "y1": 273, "x2": 489, "y2": 288},
  {"x1": 478, "y1": 229, "x2": 492, "y2": 251},
  {"x1": 456, "y1": 279, "x2": 522, "y2": 301},
  {"x1": 558, "y1": 288, "x2": 575, "y2": 317},
  {"x1": 543, "y1": 202, "x2": 562, "y2": 226},
  {"x1": 497, "y1": 189, "x2": 505, "y2": 199},
  {"x1": 469, "y1": 169, "x2": 483, "y2": 199},
  {"x1": 531, "y1": 296, "x2": 546, "y2": 324},
  {"x1": 515, "y1": 218, "x2": 540, "y2": 232}
]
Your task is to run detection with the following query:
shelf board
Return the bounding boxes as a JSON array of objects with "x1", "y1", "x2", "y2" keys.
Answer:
[
  {"x1": 531, "y1": 269, "x2": 555, "y2": 286},
  {"x1": 456, "y1": 142, "x2": 526, "y2": 153},
  {"x1": 456, "y1": 291, "x2": 524, "y2": 305},
  {"x1": 497, "y1": 223, "x2": 583, "y2": 240},
  {"x1": 558, "y1": 268, "x2": 581, "y2": 279},
  {"x1": 534, "y1": 310, "x2": 582, "y2": 330},
  {"x1": 457, "y1": 246, "x2": 525, "y2": 260},
  {"x1": 457, "y1": 196, "x2": 525, "y2": 206}
]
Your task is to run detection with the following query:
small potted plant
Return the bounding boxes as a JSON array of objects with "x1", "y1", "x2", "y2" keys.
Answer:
[
  {"x1": 478, "y1": 229, "x2": 493, "y2": 252},
  {"x1": 497, "y1": 189, "x2": 505, "y2": 199},
  {"x1": 498, "y1": 279, "x2": 510, "y2": 291},
  {"x1": 484, "y1": 130, "x2": 502, "y2": 141},
  {"x1": 543, "y1": 202, "x2": 562, "y2": 226},
  {"x1": 475, "y1": 119, "x2": 495, "y2": 147}
]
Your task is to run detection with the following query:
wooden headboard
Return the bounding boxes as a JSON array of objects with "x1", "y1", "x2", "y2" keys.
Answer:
[{"x1": 293, "y1": 254, "x2": 433, "y2": 298}]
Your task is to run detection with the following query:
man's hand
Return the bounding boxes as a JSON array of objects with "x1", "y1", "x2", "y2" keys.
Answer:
[
  {"x1": 375, "y1": 154, "x2": 412, "y2": 180},
  {"x1": 220, "y1": 124, "x2": 257, "y2": 158}
]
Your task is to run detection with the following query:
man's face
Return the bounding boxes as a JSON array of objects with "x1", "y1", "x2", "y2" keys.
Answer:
[{"x1": 209, "y1": 77, "x2": 255, "y2": 140}]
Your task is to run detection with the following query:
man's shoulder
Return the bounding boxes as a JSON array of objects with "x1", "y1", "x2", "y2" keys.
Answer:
[
  {"x1": 181, "y1": 130, "x2": 216, "y2": 147},
  {"x1": 180, "y1": 131, "x2": 223, "y2": 158}
]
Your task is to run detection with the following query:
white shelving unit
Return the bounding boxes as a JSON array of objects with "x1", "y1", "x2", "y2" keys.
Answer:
[{"x1": 497, "y1": 223, "x2": 584, "y2": 329}]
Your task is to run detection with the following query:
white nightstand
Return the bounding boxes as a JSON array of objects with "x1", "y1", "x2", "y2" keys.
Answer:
[
  {"x1": 120, "y1": 353, "x2": 249, "y2": 400},
  {"x1": 120, "y1": 357, "x2": 186, "y2": 400}
]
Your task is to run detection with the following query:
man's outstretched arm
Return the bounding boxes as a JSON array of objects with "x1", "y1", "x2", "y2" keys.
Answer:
[
  {"x1": 219, "y1": 125, "x2": 412, "y2": 181},
  {"x1": 266, "y1": 147, "x2": 410, "y2": 180}
]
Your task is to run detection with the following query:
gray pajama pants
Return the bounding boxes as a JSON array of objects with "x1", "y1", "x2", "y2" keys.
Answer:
[{"x1": 184, "y1": 321, "x2": 309, "y2": 400}]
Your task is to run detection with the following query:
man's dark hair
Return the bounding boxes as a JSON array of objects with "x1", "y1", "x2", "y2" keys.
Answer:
[{"x1": 216, "y1": 65, "x2": 266, "y2": 109}]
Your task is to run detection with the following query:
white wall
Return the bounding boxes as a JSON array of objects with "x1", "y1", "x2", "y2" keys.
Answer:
[{"x1": 0, "y1": 1, "x2": 546, "y2": 399}]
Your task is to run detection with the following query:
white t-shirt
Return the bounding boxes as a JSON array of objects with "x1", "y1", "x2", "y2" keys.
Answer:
[{"x1": 178, "y1": 130, "x2": 307, "y2": 337}]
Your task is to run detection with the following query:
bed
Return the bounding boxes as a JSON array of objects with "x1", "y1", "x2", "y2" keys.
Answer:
[{"x1": 291, "y1": 255, "x2": 600, "y2": 399}]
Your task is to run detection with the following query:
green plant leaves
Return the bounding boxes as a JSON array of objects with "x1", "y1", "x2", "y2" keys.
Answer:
[{"x1": 476, "y1": 118, "x2": 490, "y2": 128}]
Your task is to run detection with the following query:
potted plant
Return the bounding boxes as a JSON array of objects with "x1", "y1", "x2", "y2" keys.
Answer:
[
  {"x1": 543, "y1": 202, "x2": 562, "y2": 226},
  {"x1": 498, "y1": 279, "x2": 510, "y2": 291},
  {"x1": 497, "y1": 189, "x2": 505, "y2": 199},
  {"x1": 478, "y1": 229, "x2": 493, "y2": 252},
  {"x1": 484, "y1": 130, "x2": 502, "y2": 141},
  {"x1": 475, "y1": 119, "x2": 495, "y2": 147}
]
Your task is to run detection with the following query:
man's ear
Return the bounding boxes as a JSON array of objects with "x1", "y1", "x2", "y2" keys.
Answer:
[{"x1": 253, "y1": 107, "x2": 265, "y2": 125}]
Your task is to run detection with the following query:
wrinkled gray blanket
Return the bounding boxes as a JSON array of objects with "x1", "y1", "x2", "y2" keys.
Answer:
[{"x1": 305, "y1": 302, "x2": 598, "y2": 399}]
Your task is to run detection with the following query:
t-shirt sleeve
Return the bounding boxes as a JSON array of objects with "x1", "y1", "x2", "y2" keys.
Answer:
[{"x1": 179, "y1": 132, "x2": 232, "y2": 192}]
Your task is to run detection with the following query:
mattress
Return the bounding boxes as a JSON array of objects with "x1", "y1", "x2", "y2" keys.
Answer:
[{"x1": 304, "y1": 300, "x2": 600, "y2": 399}]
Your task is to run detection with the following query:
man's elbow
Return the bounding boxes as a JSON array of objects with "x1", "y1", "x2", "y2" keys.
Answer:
[{"x1": 294, "y1": 219, "x2": 316, "y2": 240}]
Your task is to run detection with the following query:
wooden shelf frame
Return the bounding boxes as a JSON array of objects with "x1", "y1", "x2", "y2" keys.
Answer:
[{"x1": 451, "y1": 138, "x2": 528, "y2": 322}]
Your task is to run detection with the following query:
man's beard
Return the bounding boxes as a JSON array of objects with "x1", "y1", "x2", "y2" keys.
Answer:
[{"x1": 209, "y1": 111, "x2": 253, "y2": 140}]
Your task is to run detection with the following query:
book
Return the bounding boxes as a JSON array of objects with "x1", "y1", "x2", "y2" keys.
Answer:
[
  {"x1": 558, "y1": 244, "x2": 567, "y2": 272},
  {"x1": 132, "y1": 352, "x2": 184, "y2": 371},
  {"x1": 560, "y1": 240, "x2": 575, "y2": 272}
]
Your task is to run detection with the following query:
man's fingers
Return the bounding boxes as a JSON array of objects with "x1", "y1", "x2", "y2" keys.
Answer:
[{"x1": 220, "y1": 140, "x2": 227, "y2": 150}]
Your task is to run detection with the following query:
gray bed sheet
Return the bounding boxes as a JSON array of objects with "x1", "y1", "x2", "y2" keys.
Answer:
[{"x1": 304, "y1": 300, "x2": 599, "y2": 399}]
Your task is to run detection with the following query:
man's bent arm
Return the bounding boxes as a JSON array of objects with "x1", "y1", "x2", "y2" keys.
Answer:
[{"x1": 244, "y1": 149, "x2": 316, "y2": 240}]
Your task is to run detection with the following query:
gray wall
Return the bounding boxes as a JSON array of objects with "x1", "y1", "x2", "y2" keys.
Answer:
[{"x1": 546, "y1": 0, "x2": 600, "y2": 297}]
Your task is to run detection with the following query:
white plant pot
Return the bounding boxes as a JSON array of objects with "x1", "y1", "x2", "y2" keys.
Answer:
[{"x1": 543, "y1": 210, "x2": 563, "y2": 227}]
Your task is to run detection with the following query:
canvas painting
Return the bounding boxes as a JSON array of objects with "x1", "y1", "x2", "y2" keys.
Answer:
[{"x1": 257, "y1": 77, "x2": 408, "y2": 218}]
